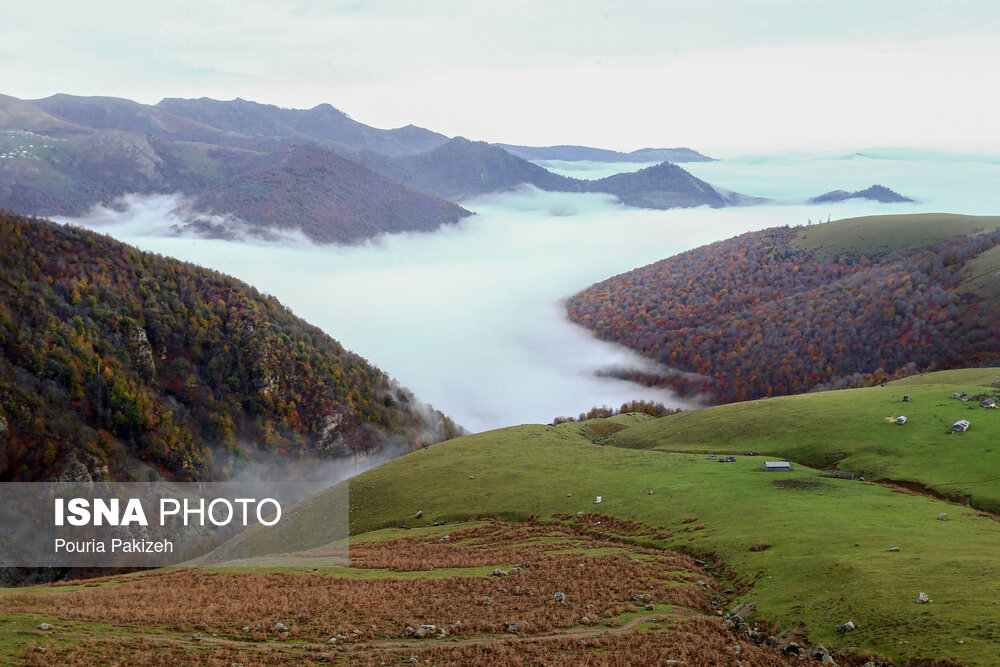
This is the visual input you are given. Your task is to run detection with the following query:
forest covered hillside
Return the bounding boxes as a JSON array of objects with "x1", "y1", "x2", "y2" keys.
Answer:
[
  {"x1": 192, "y1": 145, "x2": 471, "y2": 243},
  {"x1": 0, "y1": 212, "x2": 460, "y2": 482},
  {"x1": 567, "y1": 213, "x2": 1000, "y2": 403}
]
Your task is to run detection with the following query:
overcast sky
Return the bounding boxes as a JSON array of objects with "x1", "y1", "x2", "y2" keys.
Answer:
[{"x1": 4, "y1": 1, "x2": 1000, "y2": 153}]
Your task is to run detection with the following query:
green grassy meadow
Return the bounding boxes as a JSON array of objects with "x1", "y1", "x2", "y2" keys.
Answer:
[
  {"x1": 5, "y1": 370, "x2": 1000, "y2": 663},
  {"x1": 199, "y1": 370, "x2": 1000, "y2": 663},
  {"x1": 612, "y1": 368, "x2": 1000, "y2": 510},
  {"x1": 790, "y1": 212, "x2": 1000, "y2": 259}
]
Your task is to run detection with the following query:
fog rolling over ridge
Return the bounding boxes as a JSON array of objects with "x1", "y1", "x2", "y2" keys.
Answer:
[{"x1": 60, "y1": 152, "x2": 1000, "y2": 433}]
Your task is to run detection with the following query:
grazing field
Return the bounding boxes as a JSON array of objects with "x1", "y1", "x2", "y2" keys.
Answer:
[
  {"x1": 790, "y1": 212, "x2": 1000, "y2": 259},
  {"x1": 610, "y1": 368, "x2": 1000, "y2": 510},
  {"x1": 4, "y1": 370, "x2": 999, "y2": 664},
  {"x1": 207, "y1": 369, "x2": 1000, "y2": 664}
]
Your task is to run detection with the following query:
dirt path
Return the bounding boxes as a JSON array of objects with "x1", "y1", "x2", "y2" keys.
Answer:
[{"x1": 42, "y1": 607, "x2": 713, "y2": 658}]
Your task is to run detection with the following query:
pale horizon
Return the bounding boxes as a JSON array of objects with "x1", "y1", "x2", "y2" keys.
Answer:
[{"x1": 4, "y1": 1, "x2": 1000, "y2": 154}]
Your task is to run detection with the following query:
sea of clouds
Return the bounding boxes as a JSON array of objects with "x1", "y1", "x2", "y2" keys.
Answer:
[{"x1": 56, "y1": 150, "x2": 1000, "y2": 433}]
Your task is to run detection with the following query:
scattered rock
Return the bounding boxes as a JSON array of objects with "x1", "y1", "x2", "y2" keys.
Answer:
[
  {"x1": 192, "y1": 633, "x2": 202, "y2": 641},
  {"x1": 414, "y1": 624, "x2": 436, "y2": 638},
  {"x1": 436, "y1": 627, "x2": 447, "y2": 638},
  {"x1": 554, "y1": 592, "x2": 566, "y2": 603},
  {"x1": 35, "y1": 647, "x2": 47, "y2": 653},
  {"x1": 507, "y1": 620, "x2": 529, "y2": 634},
  {"x1": 438, "y1": 535, "x2": 450, "y2": 542},
  {"x1": 316, "y1": 654, "x2": 332, "y2": 663},
  {"x1": 595, "y1": 496, "x2": 602, "y2": 504},
  {"x1": 274, "y1": 622, "x2": 287, "y2": 632},
  {"x1": 407, "y1": 658, "x2": 419, "y2": 664},
  {"x1": 415, "y1": 510, "x2": 422, "y2": 519},
  {"x1": 938, "y1": 513, "x2": 949, "y2": 521},
  {"x1": 887, "y1": 546, "x2": 900, "y2": 552},
  {"x1": 325, "y1": 637, "x2": 337, "y2": 644},
  {"x1": 492, "y1": 568, "x2": 508, "y2": 577},
  {"x1": 782, "y1": 641, "x2": 801, "y2": 656},
  {"x1": 633, "y1": 593, "x2": 653, "y2": 602},
  {"x1": 821, "y1": 655, "x2": 837, "y2": 665},
  {"x1": 475, "y1": 596, "x2": 492, "y2": 606},
  {"x1": 903, "y1": 395, "x2": 911, "y2": 402},
  {"x1": 644, "y1": 604, "x2": 655, "y2": 610},
  {"x1": 36, "y1": 623, "x2": 53, "y2": 630},
  {"x1": 647, "y1": 490, "x2": 654, "y2": 495},
  {"x1": 915, "y1": 592, "x2": 930, "y2": 603},
  {"x1": 835, "y1": 620, "x2": 856, "y2": 632},
  {"x1": 241, "y1": 626, "x2": 251, "y2": 633},
  {"x1": 580, "y1": 616, "x2": 591, "y2": 624}
]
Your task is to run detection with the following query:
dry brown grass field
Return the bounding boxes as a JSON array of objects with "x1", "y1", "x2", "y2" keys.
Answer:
[{"x1": 0, "y1": 519, "x2": 857, "y2": 665}]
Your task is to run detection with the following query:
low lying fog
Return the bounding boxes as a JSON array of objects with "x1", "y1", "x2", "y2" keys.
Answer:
[{"x1": 59, "y1": 151, "x2": 1000, "y2": 433}]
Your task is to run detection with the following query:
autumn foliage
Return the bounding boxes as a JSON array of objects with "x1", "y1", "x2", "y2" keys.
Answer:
[
  {"x1": 0, "y1": 212, "x2": 459, "y2": 481},
  {"x1": 567, "y1": 225, "x2": 1000, "y2": 403}
]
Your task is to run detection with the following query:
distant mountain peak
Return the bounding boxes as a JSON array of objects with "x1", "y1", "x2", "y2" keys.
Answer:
[
  {"x1": 809, "y1": 184, "x2": 914, "y2": 204},
  {"x1": 495, "y1": 143, "x2": 713, "y2": 163}
]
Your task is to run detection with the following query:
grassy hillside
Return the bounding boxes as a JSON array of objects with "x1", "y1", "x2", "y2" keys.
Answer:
[
  {"x1": 8, "y1": 372, "x2": 1000, "y2": 663},
  {"x1": 215, "y1": 372, "x2": 1000, "y2": 664},
  {"x1": 791, "y1": 212, "x2": 1000, "y2": 258},
  {"x1": 612, "y1": 368, "x2": 1000, "y2": 510}
]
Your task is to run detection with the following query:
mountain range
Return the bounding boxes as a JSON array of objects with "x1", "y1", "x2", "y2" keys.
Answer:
[
  {"x1": 494, "y1": 143, "x2": 713, "y2": 163},
  {"x1": 0, "y1": 94, "x2": 746, "y2": 243},
  {"x1": 354, "y1": 138, "x2": 752, "y2": 207}
]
